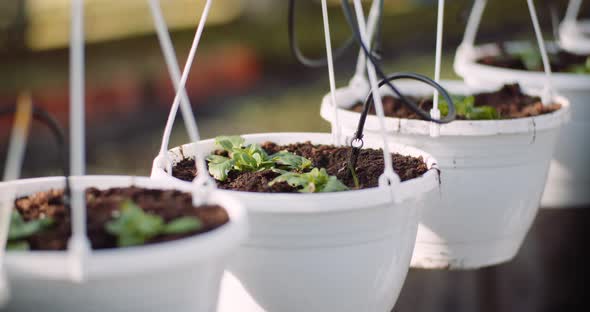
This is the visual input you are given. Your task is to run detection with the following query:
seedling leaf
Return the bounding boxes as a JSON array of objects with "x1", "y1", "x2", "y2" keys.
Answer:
[
  {"x1": 163, "y1": 217, "x2": 202, "y2": 235},
  {"x1": 207, "y1": 155, "x2": 235, "y2": 181},
  {"x1": 438, "y1": 95, "x2": 499, "y2": 120},
  {"x1": 215, "y1": 136, "x2": 245, "y2": 152},
  {"x1": 106, "y1": 200, "x2": 205, "y2": 247},
  {"x1": 270, "y1": 168, "x2": 348, "y2": 193},
  {"x1": 106, "y1": 200, "x2": 164, "y2": 247},
  {"x1": 271, "y1": 151, "x2": 313, "y2": 171},
  {"x1": 6, "y1": 241, "x2": 30, "y2": 251},
  {"x1": 8, "y1": 211, "x2": 54, "y2": 241}
]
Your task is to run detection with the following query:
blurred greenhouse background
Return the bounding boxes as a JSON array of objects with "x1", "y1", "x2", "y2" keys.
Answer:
[{"x1": 0, "y1": 0, "x2": 589, "y2": 311}]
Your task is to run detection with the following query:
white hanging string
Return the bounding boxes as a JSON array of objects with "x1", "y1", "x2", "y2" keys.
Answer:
[
  {"x1": 460, "y1": 0, "x2": 487, "y2": 50},
  {"x1": 0, "y1": 191, "x2": 11, "y2": 307},
  {"x1": 352, "y1": 0, "x2": 401, "y2": 201},
  {"x1": 430, "y1": 0, "x2": 444, "y2": 138},
  {"x1": 147, "y1": 0, "x2": 200, "y2": 144},
  {"x1": 527, "y1": 0, "x2": 554, "y2": 105},
  {"x1": 3, "y1": 94, "x2": 32, "y2": 182},
  {"x1": 320, "y1": 0, "x2": 341, "y2": 144},
  {"x1": 157, "y1": 0, "x2": 212, "y2": 183},
  {"x1": 0, "y1": 93, "x2": 33, "y2": 307},
  {"x1": 352, "y1": 0, "x2": 382, "y2": 85},
  {"x1": 564, "y1": 0, "x2": 582, "y2": 22},
  {"x1": 67, "y1": 0, "x2": 91, "y2": 283}
]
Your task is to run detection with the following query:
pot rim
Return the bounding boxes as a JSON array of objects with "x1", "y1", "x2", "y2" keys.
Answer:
[
  {"x1": 2, "y1": 175, "x2": 248, "y2": 278},
  {"x1": 152, "y1": 132, "x2": 440, "y2": 214},
  {"x1": 320, "y1": 79, "x2": 570, "y2": 137},
  {"x1": 454, "y1": 41, "x2": 590, "y2": 90}
]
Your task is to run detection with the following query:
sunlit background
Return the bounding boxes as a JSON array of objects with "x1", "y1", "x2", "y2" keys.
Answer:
[{"x1": 0, "y1": 1, "x2": 589, "y2": 311}]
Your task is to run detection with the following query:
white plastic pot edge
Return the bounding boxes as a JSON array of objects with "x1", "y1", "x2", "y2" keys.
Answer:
[
  {"x1": 559, "y1": 19, "x2": 590, "y2": 54},
  {"x1": 2, "y1": 175, "x2": 248, "y2": 279},
  {"x1": 319, "y1": 80, "x2": 571, "y2": 137},
  {"x1": 454, "y1": 41, "x2": 590, "y2": 90},
  {"x1": 151, "y1": 132, "x2": 440, "y2": 214}
]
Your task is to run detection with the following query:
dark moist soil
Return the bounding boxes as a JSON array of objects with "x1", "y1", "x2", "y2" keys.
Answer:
[
  {"x1": 14, "y1": 187, "x2": 229, "y2": 251},
  {"x1": 350, "y1": 84, "x2": 561, "y2": 120},
  {"x1": 172, "y1": 142, "x2": 429, "y2": 193},
  {"x1": 476, "y1": 46, "x2": 589, "y2": 73}
]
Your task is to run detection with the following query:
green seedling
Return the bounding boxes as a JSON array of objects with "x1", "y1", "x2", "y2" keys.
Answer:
[
  {"x1": 438, "y1": 95, "x2": 499, "y2": 120},
  {"x1": 7, "y1": 210, "x2": 54, "y2": 251},
  {"x1": 207, "y1": 136, "x2": 312, "y2": 181},
  {"x1": 106, "y1": 200, "x2": 202, "y2": 247},
  {"x1": 270, "y1": 168, "x2": 349, "y2": 193}
]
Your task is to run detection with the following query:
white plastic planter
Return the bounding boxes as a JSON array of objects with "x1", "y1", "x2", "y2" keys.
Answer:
[
  {"x1": 559, "y1": 20, "x2": 590, "y2": 54},
  {"x1": 454, "y1": 41, "x2": 589, "y2": 208},
  {"x1": 320, "y1": 80, "x2": 570, "y2": 269},
  {"x1": 151, "y1": 132, "x2": 439, "y2": 312},
  {"x1": 1, "y1": 176, "x2": 247, "y2": 312}
]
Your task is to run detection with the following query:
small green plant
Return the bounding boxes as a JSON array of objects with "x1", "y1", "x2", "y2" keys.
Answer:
[
  {"x1": 438, "y1": 95, "x2": 499, "y2": 120},
  {"x1": 207, "y1": 136, "x2": 312, "y2": 181},
  {"x1": 105, "y1": 200, "x2": 202, "y2": 247},
  {"x1": 7, "y1": 210, "x2": 54, "y2": 251},
  {"x1": 512, "y1": 48, "x2": 589, "y2": 74},
  {"x1": 270, "y1": 168, "x2": 349, "y2": 193}
]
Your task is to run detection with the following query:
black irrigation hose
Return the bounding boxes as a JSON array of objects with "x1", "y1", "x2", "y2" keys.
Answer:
[
  {"x1": 288, "y1": 0, "x2": 356, "y2": 67},
  {"x1": 346, "y1": 72, "x2": 456, "y2": 173},
  {"x1": 0, "y1": 105, "x2": 71, "y2": 206},
  {"x1": 356, "y1": 72, "x2": 456, "y2": 140},
  {"x1": 339, "y1": 0, "x2": 456, "y2": 125}
]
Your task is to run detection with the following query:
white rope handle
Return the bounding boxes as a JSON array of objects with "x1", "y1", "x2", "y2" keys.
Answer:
[
  {"x1": 148, "y1": 0, "x2": 201, "y2": 144},
  {"x1": 0, "y1": 191, "x2": 13, "y2": 308},
  {"x1": 157, "y1": 0, "x2": 214, "y2": 194},
  {"x1": 0, "y1": 93, "x2": 33, "y2": 307},
  {"x1": 564, "y1": 0, "x2": 583, "y2": 22},
  {"x1": 460, "y1": 0, "x2": 487, "y2": 50},
  {"x1": 527, "y1": 0, "x2": 554, "y2": 105},
  {"x1": 352, "y1": 0, "x2": 382, "y2": 86},
  {"x1": 460, "y1": 0, "x2": 554, "y2": 104},
  {"x1": 320, "y1": 0, "x2": 341, "y2": 145},
  {"x1": 430, "y1": 0, "x2": 445, "y2": 138},
  {"x1": 352, "y1": 0, "x2": 401, "y2": 202},
  {"x1": 68, "y1": 0, "x2": 91, "y2": 284}
]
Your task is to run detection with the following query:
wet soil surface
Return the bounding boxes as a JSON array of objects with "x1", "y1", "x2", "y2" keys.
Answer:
[
  {"x1": 172, "y1": 142, "x2": 429, "y2": 193},
  {"x1": 476, "y1": 46, "x2": 589, "y2": 73},
  {"x1": 350, "y1": 84, "x2": 561, "y2": 120},
  {"x1": 14, "y1": 187, "x2": 229, "y2": 251}
]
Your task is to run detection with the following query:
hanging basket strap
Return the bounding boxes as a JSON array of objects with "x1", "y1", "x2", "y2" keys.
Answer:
[
  {"x1": 564, "y1": 0, "x2": 583, "y2": 23},
  {"x1": 351, "y1": 0, "x2": 383, "y2": 86},
  {"x1": 68, "y1": 0, "x2": 91, "y2": 284},
  {"x1": 460, "y1": 0, "x2": 555, "y2": 104},
  {"x1": 154, "y1": 0, "x2": 217, "y2": 200},
  {"x1": 148, "y1": 0, "x2": 201, "y2": 145},
  {"x1": 319, "y1": 0, "x2": 343, "y2": 144},
  {"x1": 350, "y1": 0, "x2": 402, "y2": 202}
]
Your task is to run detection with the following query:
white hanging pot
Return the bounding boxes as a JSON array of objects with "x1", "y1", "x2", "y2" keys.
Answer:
[
  {"x1": 1, "y1": 176, "x2": 247, "y2": 312},
  {"x1": 320, "y1": 80, "x2": 570, "y2": 269},
  {"x1": 559, "y1": 19, "x2": 590, "y2": 54},
  {"x1": 151, "y1": 132, "x2": 439, "y2": 312},
  {"x1": 454, "y1": 41, "x2": 589, "y2": 209}
]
